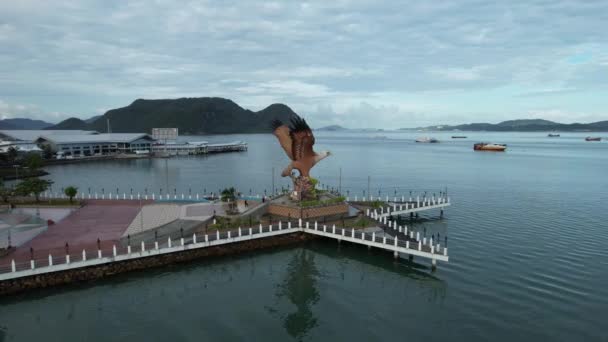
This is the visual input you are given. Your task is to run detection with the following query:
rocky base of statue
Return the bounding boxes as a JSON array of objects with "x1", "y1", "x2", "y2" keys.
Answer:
[{"x1": 290, "y1": 175, "x2": 316, "y2": 201}]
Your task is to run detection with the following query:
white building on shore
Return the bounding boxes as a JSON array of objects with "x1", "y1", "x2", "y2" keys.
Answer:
[
  {"x1": 0, "y1": 129, "x2": 247, "y2": 158},
  {"x1": 35, "y1": 133, "x2": 155, "y2": 156}
]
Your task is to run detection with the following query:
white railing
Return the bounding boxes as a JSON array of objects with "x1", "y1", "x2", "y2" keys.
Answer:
[{"x1": 0, "y1": 219, "x2": 448, "y2": 281}]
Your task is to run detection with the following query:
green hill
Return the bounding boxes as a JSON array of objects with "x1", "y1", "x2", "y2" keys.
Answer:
[{"x1": 50, "y1": 97, "x2": 298, "y2": 134}]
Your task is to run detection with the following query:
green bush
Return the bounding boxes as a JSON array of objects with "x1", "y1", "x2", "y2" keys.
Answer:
[
  {"x1": 15, "y1": 178, "x2": 53, "y2": 202},
  {"x1": 64, "y1": 186, "x2": 78, "y2": 203}
]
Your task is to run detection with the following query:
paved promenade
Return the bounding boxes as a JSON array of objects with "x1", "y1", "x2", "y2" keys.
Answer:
[{"x1": 0, "y1": 200, "x2": 151, "y2": 264}]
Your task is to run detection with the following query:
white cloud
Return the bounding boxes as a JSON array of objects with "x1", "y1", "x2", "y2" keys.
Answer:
[
  {"x1": 428, "y1": 66, "x2": 488, "y2": 81},
  {"x1": 0, "y1": 0, "x2": 606, "y2": 126}
]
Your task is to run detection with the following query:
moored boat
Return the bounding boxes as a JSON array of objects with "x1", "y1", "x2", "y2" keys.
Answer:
[
  {"x1": 452, "y1": 136, "x2": 467, "y2": 139},
  {"x1": 473, "y1": 143, "x2": 507, "y2": 151},
  {"x1": 585, "y1": 137, "x2": 601, "y2": 141},
  {"x1": 548, "y1": 133, "x2": 560, "y2": 137},
  {"x1": 416, "y1": 137, "x2": 439, "y2": 143}
]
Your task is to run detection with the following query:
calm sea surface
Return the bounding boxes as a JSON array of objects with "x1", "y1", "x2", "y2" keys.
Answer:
[{"x1": 1, "y1": 131, "x2": 607, "y2": 341}]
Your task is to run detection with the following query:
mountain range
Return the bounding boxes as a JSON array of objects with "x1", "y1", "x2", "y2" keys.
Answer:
[
  {"x1": 0, "y1": 118, "x2": 54, "y2": 130},
  {"x1": 49, "y1": 97, "x2": 297, "y2": 134},
  {"x1": 2, "y1": 102, "x2": 606, "y2": 133},
  {"x1": 405, "y1": 119, "x2": 608, "y2": 132}
]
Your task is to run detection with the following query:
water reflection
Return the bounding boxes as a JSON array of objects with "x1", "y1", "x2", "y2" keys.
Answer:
[
  {"x1": 272, "y1": 249, "x2": 320, "y2": 340},
  {"x1": 0, "y1": 325, "x2": 6, "y2": 342}
]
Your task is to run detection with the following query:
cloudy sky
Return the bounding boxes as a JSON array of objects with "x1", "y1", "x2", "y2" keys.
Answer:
[{"x1": 1, "y1": 0, "x2": 607, "y2": 128}]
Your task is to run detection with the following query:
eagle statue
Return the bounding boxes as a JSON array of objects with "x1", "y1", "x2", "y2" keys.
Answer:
[{"x1": 271, "y1": 115, "x2": 331, "y2": 201}]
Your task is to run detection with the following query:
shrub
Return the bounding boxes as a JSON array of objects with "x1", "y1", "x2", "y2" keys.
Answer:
[{"x1": 64, "y1": 186, "x2": 78, "y2": 203}]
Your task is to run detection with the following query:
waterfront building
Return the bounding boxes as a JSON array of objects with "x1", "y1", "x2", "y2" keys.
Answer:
[
  {"x1": 35, "y1": 133, "x2": 155, "y2": 157},
  {"x1": 0, "y1": 129, "x2": 247, "y2": 158}
]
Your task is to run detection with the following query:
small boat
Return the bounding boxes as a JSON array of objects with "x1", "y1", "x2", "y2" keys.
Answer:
[
  {"x1": 416, "y1": 137, "x2": 439, "y2": 143},
  {"x1": 452, "y1": 136, "x2": 467, "y2": 139},
  {"x1": 585, "y1": 137, "x2": 601, "y2": 141},
  {"x1": 547, "y1": 133, "x2": 560, "y2": 137},
  {"x1": 474, "y1": 143, "x2": 507, "y2": 151}
]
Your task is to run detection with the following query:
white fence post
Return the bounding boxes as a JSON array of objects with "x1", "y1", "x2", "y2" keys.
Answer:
[
  {"x1": 168, "y1": 237, "x2": 172, "y2": 248},
  {"x1": 113, "y1": 245, "x2": 117, "y2": 257},
  {"x1": 11, "y1": 260, "x2": 16, "y2": 272},
  {"x1": 48, "y1": 254, "x2": 53, "y2": 266},
  {"x1": 82, "y1": 249, "x2": 87, "y2": 261}
]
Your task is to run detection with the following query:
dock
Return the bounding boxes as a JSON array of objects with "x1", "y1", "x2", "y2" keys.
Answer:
[{"x1": 151, "y1": 140, "x2": 247, "y2": 156}]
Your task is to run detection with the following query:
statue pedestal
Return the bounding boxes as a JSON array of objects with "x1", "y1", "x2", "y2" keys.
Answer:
[{"x1": 267, "y1": 194, "x2": 349, "y2": 220}]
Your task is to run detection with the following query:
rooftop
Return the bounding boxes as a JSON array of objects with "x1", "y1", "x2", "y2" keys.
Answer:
[{"x1": 36, "y1": 133, "x2": 154, "y2": 144}]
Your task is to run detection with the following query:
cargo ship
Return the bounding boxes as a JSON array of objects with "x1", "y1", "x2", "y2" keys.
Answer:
[{"x1": 473, "y1": 143, "x2": 507, "y2": 151}]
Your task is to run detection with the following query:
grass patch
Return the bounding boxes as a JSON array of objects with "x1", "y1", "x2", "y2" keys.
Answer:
[
  {"x1": 300, "y1": 196, "x2": 346, "y2": 208},
  {"x1": 208, "y1": 216, "x2": 260, "y2": 230}
]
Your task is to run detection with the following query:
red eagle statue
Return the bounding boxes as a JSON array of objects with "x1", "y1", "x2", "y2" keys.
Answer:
[{"x1": 271, "y1": 115, "x2": 331, "y2": 200}]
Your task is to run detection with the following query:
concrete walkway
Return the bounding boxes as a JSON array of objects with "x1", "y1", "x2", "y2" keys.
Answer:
[{"x1": 0, "y1": 200, "x2": 150, "y2": 263}]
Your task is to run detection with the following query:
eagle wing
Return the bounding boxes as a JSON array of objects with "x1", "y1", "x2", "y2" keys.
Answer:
[
  {"x1": 271, "y1": 119, "x2": 294, "y2": 160},
  {"x1": 289, "y1": 116, "x2": 315, "y2": 161}
]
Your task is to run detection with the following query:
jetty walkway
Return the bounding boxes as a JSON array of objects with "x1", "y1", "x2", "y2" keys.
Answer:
[{"x1": 0, "y1": 218, "x2": 448, "y2": 283}]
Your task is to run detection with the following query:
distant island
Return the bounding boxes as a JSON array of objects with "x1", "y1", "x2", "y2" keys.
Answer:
[
  {"x1": 48, "y1": 97, "x2": 298, "y2": 134},
  {"x1": 316, "y1": 125, "x2": 348, "y2": 131},
  {"x1": 402, "y1": 119, "x2": 608, "y2": 132}
]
